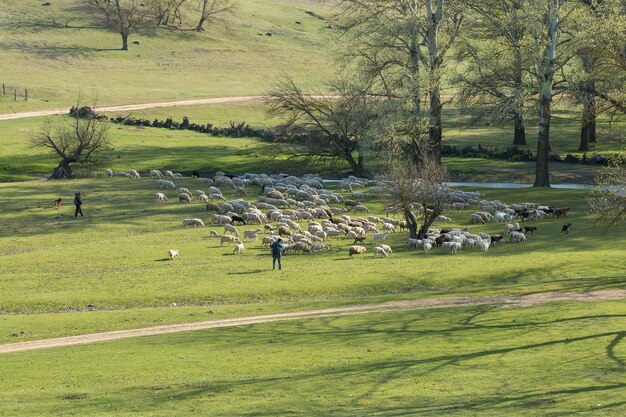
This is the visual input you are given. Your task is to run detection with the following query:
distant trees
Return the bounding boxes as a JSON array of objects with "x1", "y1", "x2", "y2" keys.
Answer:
[
  {"x1": 86, "y1": 0, "x2": 154, "y2": 50},
  {"x1": 455, "y1": 0, "x2": 532, "y2": 146},
  {"x1": 195, "y1": 0, "x2": 236, "y2": 32},
  {"x1": 32, "y1": 108, "x2": 112, "y2": 180},
  {"x1": 268, "y1": 77, "x2": 379, "y2": 176}
]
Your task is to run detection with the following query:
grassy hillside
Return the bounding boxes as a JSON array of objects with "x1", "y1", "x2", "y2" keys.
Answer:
[
  {"x1": 0, "y1": 0, "x2": 333, "y2": 112},
  {"x1": 1, "y1": 300, "x2": 624, "y2": 416}
]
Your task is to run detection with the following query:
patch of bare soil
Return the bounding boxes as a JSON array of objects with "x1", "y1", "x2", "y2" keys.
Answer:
[{"x1": 1, "y1": 289, "x2": 624, "y2": 354}]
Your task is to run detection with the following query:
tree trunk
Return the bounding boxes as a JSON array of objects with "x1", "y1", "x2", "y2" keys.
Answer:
[
  {"x1": 345, "y1": 151, "x2": 364, "y2": 177},
  {"x1": 512, "y1": 112, "x2": 526, "y2": 146},
  {"x1": 196, "y1": 17, "x2": 206, "y2": 32},
  {"x1": 49, "y1": 160, "x2": 74, "y2": 180},
  {"x1": 405, "y1": 209, "x2": 418, "y2": 239},
  {"x1": 121, "y1": 33, "x2": 128, "y2": 50},
  {"x1": 534, "y1": 95, "x2": 551, "y2": 187},
  {"x1": 428, "y1": 87, "x2": 442, "y2": 163}
]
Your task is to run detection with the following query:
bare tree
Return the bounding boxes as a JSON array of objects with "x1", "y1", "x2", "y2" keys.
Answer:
[
  {"x1": 195, "y1": 0, "x2": 235, "y2": 32},
  {"x1": 267, "y1": 77, "x2": 379, "y2": 176},
  {"x1": 587, "y1": 157, "x2": 626, "y2": 233},
  {"x1": 86, "y1": 0, "x2": 154, "y2": 50},
  {"x1": 152, "y1": 0, "x2": 187, "y2": 26},
  {"x1": 381, "y1": 156, "x2": 450, "y2": 239},
  {"x1": 32, "y1": 110, "x2": 112, "y2": 180}
]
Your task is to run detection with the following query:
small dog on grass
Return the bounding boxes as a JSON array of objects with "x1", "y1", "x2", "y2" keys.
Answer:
[
  {"x1": 53, "y1": 198, "x2": 62, "y2": 209},
  {"x1": 561, "y1": 223, "x2": 572, "y2": 234}
]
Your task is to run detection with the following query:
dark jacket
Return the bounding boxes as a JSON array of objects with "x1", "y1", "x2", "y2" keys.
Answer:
[
  {"x1": 73, "y1": 195, "x2": 82, "y2": 206},
  {"x1": 270, "y1": 241, "x2": 284, "y2": 257}
]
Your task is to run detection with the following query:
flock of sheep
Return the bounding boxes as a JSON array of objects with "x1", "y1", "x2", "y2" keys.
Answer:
[{"x1": 103, "y1": 168, "x2": 569, "y2": 261}]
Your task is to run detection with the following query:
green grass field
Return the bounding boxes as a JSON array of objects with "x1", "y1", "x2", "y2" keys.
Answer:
[
  {"x1": 0, "y1": 0, "x2": 333, "y2": 112},
  {"x1": 1, "y1": 300, "x2": 624, "y2": 416}
]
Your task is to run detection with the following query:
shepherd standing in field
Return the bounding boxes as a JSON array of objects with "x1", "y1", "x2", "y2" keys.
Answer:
[
  {"x1": 73, "y1": 192, "x2": 84, "y2": 217},
  {"x1": 270, "y1": 238, "x2": 284, "y2": 270}
]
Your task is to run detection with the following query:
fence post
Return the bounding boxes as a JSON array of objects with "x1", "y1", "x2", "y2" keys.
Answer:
[
  {"x1": 14, "y1": 88, "x2": 17, "y2": 101},
  {"x1": 2, "y1": 83, "x2": 5, "y2": 95},
  {"x1": 25, "y1": 89, "x2": 28, "y2": 101}
]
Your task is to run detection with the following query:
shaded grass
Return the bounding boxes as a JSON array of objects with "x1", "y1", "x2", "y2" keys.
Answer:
[{"x1": 0, "y1": 300, "x2": 624, "y2": 416}]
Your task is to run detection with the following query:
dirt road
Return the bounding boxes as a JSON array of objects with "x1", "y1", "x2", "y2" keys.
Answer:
[
  {"x1": 0, "y1": 96, "x2": 266, "y2": 121},
  {"x1": 1, "y1": 289, "x2": 624, "y2": 354}
]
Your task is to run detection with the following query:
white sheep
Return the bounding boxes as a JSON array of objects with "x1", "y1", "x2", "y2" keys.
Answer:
[
  {"x1": 509, "y1": 231, "x2": 526, "y2": 243},
  {"x1": 209, "y1": 230, "x2": 219, "y2": 237},
  {"x1": 233, "y1": 241, "x2": 245, "y2": 255},
  {"x1": 157, "y1": 179, "x2": 176, "y2": 190},
  {"x1": 423, "y1": 243, "x2": 433, "y2": 253},
  {"x1": 168, "y1": 249, "x2": 180, "y2": 260},
  {"x1": 469, "y1": 214, "x2": 485, "y2": 224},
  {"x1": 436, "y1": 215, "x2": 452, "y2": 223},
  {"x1": 150, "y1": 169, "x2": 162, "y2": 178},
  {"x1": 104, "y1": 169, "x2": 113, "y2": 177},
  {"x1": 182, "y1": 218, "x2": 205, "y2": 228},
  {"x1": 243, "y1": 228, "x2": 262, "y2": 242},
  {"x1": 382, "y1": 223, "x2": 396, "y2": 233},
  {"x1": 379, "y1": 244, "x2": 392, "y2": 255},
  {"x1": 353, "y1": 204, "x2": 370, "y2": 214},
  {"x1": 178, "y1": 193, "x2": 192, "y2": 203},
  {"x1": 373, "y1": 232, "x2": 390, "y2": 242},
  {"x1": 154, "y1": 192, "x2": 167, "y2": 203},
  {"x1": 374, "y1": 246, "x2": 390, "y2": 257},
  {"x1": 348, "y1": 245, "x2": 367, "y2": 258},
  {"x1": 199, "y1": 194, "x2": 209, "y2": 203},
  {"x1": 504, "y1": 223, "x2": 521, "y2": 233},
  {"x1": 220, "y1": 235, "x2": 238, "y2": 246},
  {"x1": 224, "y1": 224, "x2": 239, "y2": 237},
  {"x1": 212, "y1": 214, "x2": 232, "y2": 225},
  {"x1": 129, "y1": 169, "x2": 140, "y2": 179}
]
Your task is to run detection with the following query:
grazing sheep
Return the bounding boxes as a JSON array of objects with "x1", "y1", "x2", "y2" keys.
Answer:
[
  {"x1": 104, "y1": 169, "x2": 113, "y2": 177},
  {"x1": 155, "y1": 192, "x2": 168, "y2": 203},
  {"x1": 382, "y1": 223, "x2": 396, "y2": 233},
  {"x1": 423, "y1": 243, "x2": 433, "y2": 253},
  {"x1": 224, "y1": 224, "x2": 239, "y2": 237},
  {"x1": 476, "y1": 240, "x2": 490, "y2": 252},
  {"x1": 178, "y1": 187, "x2": 191, "y2": 195},
  {"x1": 206, "y1": 202, "x2": 220, "y2": 212},
  {"x1": 374, "y1": 246, "x2": 390, "y2": 257},
  {"x1": 508, "y1": 231, "x2": 526, "y2": 243},
  {"x1": 230, "y1": 215, "x2": 247, "y2": 225},
  {"x1": 178, "y1": 193, "x2": 192, "y2": 203},
  {"x1": 490, "y1": 235, "x2": 504, "y2": 245},
  {"x1": 523, "y1": 226, "x2": 537, "y2": 235},
  {"x1": 129, "y1": 169, "x2": 140, "y2": 179},
  {"x1": 235, "y1": 186, "x2": 247, "y2": 197},
  {"x1": 262, "y1": 235, "x2": 278, "y2": 246},
  {"x1": 469, "y1": 214, "x2": 485, "y2": 224},
  {"x1": 199, "y1": 194, "x2": 209, "y2": 203},
  {"x1": 157, "y1": 179, "x2": 176, "y2": 190},
  {"x1": 278, "y1": 225, "x2": 292, "y2": 237},
  {"x1": 212, "y1": 214, "x2": 232, "y2": 225},
  {"x1": 555, "y1": 208, "x2": 570, "y2": 218},
  {"x1": 220, "y1": 235, "x2": 238, "y2": 246},
  {"x1": 209, "y1": 230, "x2": 219, "y2": 237},
  {"x1": 436, "y1": 215, "x2": 452, "y2": 223},
  {"x1": 447, "y1": 241, "x2": 462, "y2": 254},
  {"x1": 149, "y1": 169, "x2": 163, "y2": 178},
  {"x1": 233, "y1": 241, "x2": 245, "y2": 255},
  {"x1": 561, "y1": 223, "x2": 572, "y2": 234},
  {"x1": 182, "y1": 218, "x2": 205, "y2": 228},
  {"x1": 168, "y1": 249, "x2": 180, "y2": 260},
  {"x1": 373, "y1": 232, "x2": 390, "y2": 242},
  {"x1": 504, "y1": 222, "x2": 521, "y2": 233},
  {"x1": 353, "y1": 204, "x2": 370, "y2": 214},
  {"x1": 379, "y1": 244, "x2": 392, "y2": 255},
  {"x1": 243, "y1": 228, "x2": 262, "y2": 242},
  {"x1": 348, "y1": 245, "x2": 367, "y2": 258}
]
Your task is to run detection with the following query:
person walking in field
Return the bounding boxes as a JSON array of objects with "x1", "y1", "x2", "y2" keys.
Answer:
[
  {"x1": 73, "y1": 192, "x2": 84, "y2": 217},
  {"x1": 270, "y1": 238, "x2": 285, "y2": 270}
]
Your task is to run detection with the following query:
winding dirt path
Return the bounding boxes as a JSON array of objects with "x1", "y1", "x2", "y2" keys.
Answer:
[
  {"x1": 0, "y1": 96, "x2": 266, "y2": 121},
  {"x1": 1, "y1": 289, "x2": 624, "y2": 354}
]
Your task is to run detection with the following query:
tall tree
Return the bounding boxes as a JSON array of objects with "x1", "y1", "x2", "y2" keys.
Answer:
[
  {"x1": 195, "y1": 0, "x2": 235, "y2": 32},
  {"x1": 335, "y1": 0, "x2": 463, "y2": 164},
  {"x1": 527, "y1": 0, "x2": 579, "y2": 187},
  {"x1": 587, "y1": 157, "x2": 626, "y2": 233},
  {"x1": 456, "y1": 0, "x2": 532, "y2": 146},
  {"x1": 267, "y1": 77, "x2": 379, "y2": 176},
  {"x1": 32, "y1": 111, "x2": 112, "y2": 180},
  {"x1": 86, "y1": 0, "x2": 154, "y2": 50}
]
